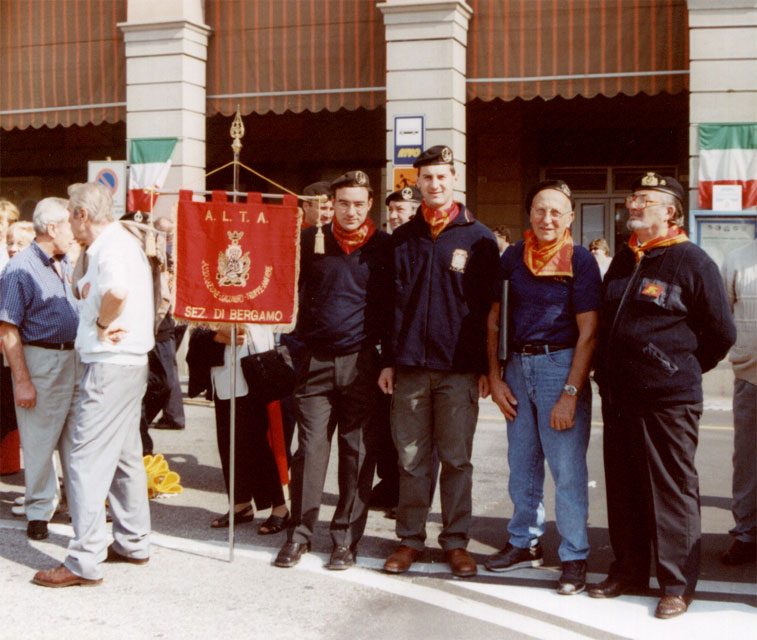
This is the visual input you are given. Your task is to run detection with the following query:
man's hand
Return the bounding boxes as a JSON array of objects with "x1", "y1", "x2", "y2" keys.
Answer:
[
  {"x1": 489, "y1": 374, "x2": 518, "y2": 420},
  {"x1": 478, "y1": 374, "x2": 490, "y2": 398},
  {"x1": 549, "y1": 394, "x2": 577, "y2": 431},
  {"x1": 97, "y1": 324, "x2": 128, "y2": 345},
  {"x1": 378, "y1": 367, "x2": 394, "y2": 394},
  {"x1": 14, "y1": 379, "x2": 36, "y2": 409}
]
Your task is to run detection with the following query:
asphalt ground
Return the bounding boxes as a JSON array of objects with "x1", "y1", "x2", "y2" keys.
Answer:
[{"x1": 1, "y1": 376, "x2": 755, "y2": 640}]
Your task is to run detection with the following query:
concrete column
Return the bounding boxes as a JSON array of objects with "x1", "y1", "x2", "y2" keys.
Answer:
[
  {"x1": 687, "y1": 0, "x2": 757, "y2": 206},
  {"x1": 378, "y1": 0, "x2": 473, "y2": 205},
  {"x1": 119, "y1": 0, "x2": 211, "y2": 219}
]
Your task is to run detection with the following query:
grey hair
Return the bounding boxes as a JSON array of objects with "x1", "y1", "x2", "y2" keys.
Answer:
[
  {"x1": 661, "y1": 192, "x2": 685, "y2": 227},
  {"x1": 32, "y1": 197, "x2": 69, "y2": 235},
  {"x1": 68, "y1": 182, "x2": 114, "y2": 225}
]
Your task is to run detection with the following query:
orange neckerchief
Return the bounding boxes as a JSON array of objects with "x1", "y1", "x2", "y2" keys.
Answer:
[
  {"x1": 628, "y1": 225, "x2": 689, "y2": 263},
  {"x1": 523, "y1": 228, "x2": 574, "y2": 277},
  {"x1": 332, "y1": 218, "x2": 376, "y2": 255},
  {"x1": 421, "y1": 201, "x2": 460, "y2": 239}
]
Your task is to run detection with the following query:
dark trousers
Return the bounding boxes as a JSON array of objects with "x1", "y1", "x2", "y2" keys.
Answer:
[
  {"x1": 214, "y1": 393, "x2": 284, "y2": 510},
  {"x1": 602, "y1": 399, "x2": 703, "y2": 596},
  {"x1": 288, "y1": 347, "x2": 379, "y2": 548}
]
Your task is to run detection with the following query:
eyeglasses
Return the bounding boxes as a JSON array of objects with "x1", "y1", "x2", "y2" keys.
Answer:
[
  {"x1": 335, "y1": 200, "x2": 369, "y2": 212},
  {"x1": 625, "y1": 195, "x2": 662, "y2": 209},
  {"x1": 530, "y1": 207, "x2": 572, "y2": 221}
]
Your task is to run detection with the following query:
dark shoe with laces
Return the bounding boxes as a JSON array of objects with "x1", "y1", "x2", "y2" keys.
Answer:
[
  {"x1": 326, "y1": 545, "x2": 356, "y2": 571},
  {"x1": 274, "y1": 541, "x2": 310, "y2": 568},
  {"x1": 484, "y1": 541, "x2": 543, "y2": 572},
  {"x1": 557, "y1": 560, "x2": 587, "y2": 595}
]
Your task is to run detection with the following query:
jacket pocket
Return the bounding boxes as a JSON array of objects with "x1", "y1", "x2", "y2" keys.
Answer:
[{"x1": 641, "y1": 342, "x2": 679, "y2": 376}]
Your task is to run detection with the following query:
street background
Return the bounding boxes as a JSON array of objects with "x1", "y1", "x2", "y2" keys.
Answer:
[{"x1": 1, "y1": 363, "x2": 754, "y2": 639}]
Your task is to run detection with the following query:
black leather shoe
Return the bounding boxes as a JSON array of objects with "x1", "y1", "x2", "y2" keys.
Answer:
[
  {"x1": 484, "y1": 541, "x2": 543, "y2": 572},
  {"x1": 106, "y1": 545, "x2": 149, "y2": 565},
  {"x1": 326, "y1": 545, "x2": 356, "y2": 571},
  {"x1": 720, "y1": 539, "x2": 756, "y2": 565},
  {"x1": 274, "y1": 541, "x2": 310, "y2": 568},
  {"x1": 27, "y1": 520, "x2": 49, "y2": 540},
  {"x1": 588, "y1": 576, "x2": 647, "y2": 599},
  {"x1": 557, "y1": 560, "x2": 586, "y2": 595}
]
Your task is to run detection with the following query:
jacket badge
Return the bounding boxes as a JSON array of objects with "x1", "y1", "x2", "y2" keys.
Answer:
[
  {"x1": 450, "y1": 249, "x2": 468, "y2": 273},
  {"x1": 217, "y1": 230, "x2": 251, "y2": 287},
  {"x1": 641, "y1": 282, "x2": 664, "y2": 298}
]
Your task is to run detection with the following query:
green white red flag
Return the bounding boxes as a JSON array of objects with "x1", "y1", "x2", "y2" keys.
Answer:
[
  {"x1": 128, "y1": 138, "x2": 177, "y2": 214},
  {"x1": 698, "y1": 123, "x2": 757, "y2": 209}
]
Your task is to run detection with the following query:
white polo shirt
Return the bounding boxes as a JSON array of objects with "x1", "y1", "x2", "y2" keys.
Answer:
[{"x1": 75, "y1": 222, "x2": 154, "y2": 365}]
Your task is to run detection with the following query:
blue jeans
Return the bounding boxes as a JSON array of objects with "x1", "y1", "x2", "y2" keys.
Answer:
[
  {"x1": 731, "y1": 378, "x2": 756, "y2": 543},
  {"x1": 504, "y1": 348, "x2": 591, "y2": 561}
]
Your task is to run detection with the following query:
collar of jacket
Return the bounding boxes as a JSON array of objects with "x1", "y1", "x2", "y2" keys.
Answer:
[{"x1": 410, "y1": 202, "x2": 474, "y2": 237}]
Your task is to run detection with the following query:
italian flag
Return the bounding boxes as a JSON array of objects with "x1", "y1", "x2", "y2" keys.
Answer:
[
  {"x1": 698, "y1": 123, "x2": 757, "y2": 209},
  {"x1": 127, "y1": 138, "x2": 178, "y2": 214}
]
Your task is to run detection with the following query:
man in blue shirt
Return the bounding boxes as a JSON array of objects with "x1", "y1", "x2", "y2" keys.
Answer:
[
  {"x1": 0, "y1": 197, "x2": 79, "y2": 541},
  {"x1": 485, "y1": 180, "x2": 601, "y2": 595}
]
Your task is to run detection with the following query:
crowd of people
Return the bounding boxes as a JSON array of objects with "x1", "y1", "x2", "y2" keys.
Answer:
[{"x1": 0, "y1": 148, "x2": 753, "y2": 622}]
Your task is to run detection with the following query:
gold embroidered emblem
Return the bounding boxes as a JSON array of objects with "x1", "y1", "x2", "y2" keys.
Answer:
[
  {"x1": 641, "y1": 172, "x2": 660, "y2": 187},
  {"x1": 441, "y1": 147, "x2": 453, "y2": 163},
  {"x1": 355, "y1": 171, "x2": 368, "y2": 186},
  {"x1": 217, "y1": 231, "x2": 251, "y2": 287},
  {"x1": 401, "y1": 187, "x2": 414, "y2": 201},
  {"x1": 450, "y1": 249, "x2": 468, "y2": 273}
]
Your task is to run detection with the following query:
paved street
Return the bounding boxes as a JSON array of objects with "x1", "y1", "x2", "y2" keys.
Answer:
[{"x1": 1, "y1": 371, "x2": 755, "y2": 640}]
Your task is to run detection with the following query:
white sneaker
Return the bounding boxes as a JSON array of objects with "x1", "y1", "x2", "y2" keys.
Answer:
[
  {"x1": 14, "y1": 496, "x2": 24, "y2": 506},
  {"x1": 11, "y1": 504, "x2": 25, "y2": 517}
]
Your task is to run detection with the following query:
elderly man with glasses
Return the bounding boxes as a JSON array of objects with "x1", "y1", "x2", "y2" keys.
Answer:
[
  {"x1": 485, "y1": 180, "x2": 601, "y2": 595},
  {"x1": 591, "y1": 173, "x2": 735, "y2": 618}
]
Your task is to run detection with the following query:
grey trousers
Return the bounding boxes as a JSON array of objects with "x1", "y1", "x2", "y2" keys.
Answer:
[
  {"x1": 731, "y1": 378, "x2": 756, "y2": 543},
  {"x1": 391, "y1": 367, "x2": 479, "y2": 552},
  {"x1": 14, "y1": 346, "x2": 79, "y2": 521},
  {"x1": 288, "y1": 347, "x2": 378, "y2": 548},
  {"x1": 64, "y1": 362, "x2": 150, "y2": 580}
]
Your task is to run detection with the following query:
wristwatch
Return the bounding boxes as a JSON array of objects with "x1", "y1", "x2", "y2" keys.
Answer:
[{"x1": 563, "y1": 384, "x2": 578, "y2": 396}]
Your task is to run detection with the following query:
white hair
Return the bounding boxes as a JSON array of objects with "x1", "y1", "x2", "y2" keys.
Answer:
[
  {"x1": 68, "y1": 182, "x2": 114, "y2": 225},
  {"x1": 32, "y1": 197, "x2": 69, "y2": 235}
]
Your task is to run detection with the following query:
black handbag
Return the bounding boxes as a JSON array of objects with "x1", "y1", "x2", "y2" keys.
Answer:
[{"x1": 240, "y1": 346, "x2": 297, "y2": 404}]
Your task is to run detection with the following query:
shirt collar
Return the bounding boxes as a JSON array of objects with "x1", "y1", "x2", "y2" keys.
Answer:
[{"x1": 31, "y1": 241, "x2": 70, "y2": 269}]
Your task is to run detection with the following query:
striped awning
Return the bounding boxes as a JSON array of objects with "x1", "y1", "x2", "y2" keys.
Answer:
[
  {"x1": 205, "y1": 0, "x2": 386, "y2": 117},
  {"x1": 0, "y1": 0, "x2": 126, "y2": 131},
  {"x1": 467, "y1": 0, "x2": 689, "y2": 102}
]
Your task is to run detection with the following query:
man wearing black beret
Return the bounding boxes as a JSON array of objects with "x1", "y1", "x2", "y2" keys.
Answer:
[
  {"x1": 300, "y1": 181, "x2": 334, "y2": 228},
  {"x1": 386, "y1": 185, "x2": 421, "y2": 232},
  {"x1": 275, "y1": 170, "x2": 392, "y2": 571},
  {"x1": 591, "y1": 172, "x2": 736, "y2": 618},
  {"x1": 379, "y1": 145, "x2": 499, "y2": 577}
]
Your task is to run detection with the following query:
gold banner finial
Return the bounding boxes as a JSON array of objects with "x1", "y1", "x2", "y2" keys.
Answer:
[{"x1": 231, "y1": 107, "x2": 244, "y2": 155}]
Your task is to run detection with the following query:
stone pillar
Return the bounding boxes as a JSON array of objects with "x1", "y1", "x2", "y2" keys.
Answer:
[
  {"x1": 119, "y1": 0, "x2": 211, "y2": 219},
  {"x1": 378, "y1": 0, "x2": 473, "y2": 205},
  {"x1": 687, "y1": 0, "x2": 757, "y2": 207}
]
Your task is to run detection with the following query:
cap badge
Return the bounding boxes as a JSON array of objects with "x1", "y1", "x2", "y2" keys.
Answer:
[
  {"x1": 355, "y1": 171, "x2": 368, "y2": 186},
  {"x1": 641, "y1": 172, "x2": 659, "y2": 187},
  {"x1": 441, "y1": 147, "x2": 453, "y2": 163},
  {"x1": 401, "y1": 187, "x2": 413, "y2": 201}
]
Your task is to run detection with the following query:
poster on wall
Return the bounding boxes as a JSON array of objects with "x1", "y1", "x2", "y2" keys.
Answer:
[{"x1": 696, "y1": 217, "x2": 757, "y2": 267}]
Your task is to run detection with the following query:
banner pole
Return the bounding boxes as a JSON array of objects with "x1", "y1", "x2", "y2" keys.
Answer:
[{"x1": 227, "y1": 107, "x2": 245, "y2": 562}]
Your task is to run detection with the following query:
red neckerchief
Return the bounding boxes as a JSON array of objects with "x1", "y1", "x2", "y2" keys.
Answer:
[
  {"x1": 523, "y1": 228, "x2": 574, "y2": 277},
  {"x1": 421, "y1": 201, "x2": 460, "y2": 239},
  {"x1": 628, "y1": 225, "x2": 689, "y2": 264},
  {"x1": 332, "y1": 218, "x2": 376, "y2": 255}
]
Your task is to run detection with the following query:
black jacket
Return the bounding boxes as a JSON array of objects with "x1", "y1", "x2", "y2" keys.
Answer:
[
  {"x1": 186, "y1": 328, "x2": 225, "y2": 399},
  {"x1": 389, "y1": 205, "x2": 499, "y2": 374},
  {"x1": 596, "y1": 241, "x2": 736, "y2": 404}
]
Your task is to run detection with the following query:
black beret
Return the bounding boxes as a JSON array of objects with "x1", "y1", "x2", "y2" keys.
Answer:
[
  {"x1": 330, "y1": 170, "x2": 371, "y2": 191},
  {"x1": 385, "y1": 186, "x2": 422, "y2": 206},
  {"x1": 525, "y1": 180, "x2": 574, "y2": 214},
  {"x1": 632, "y1": 172, "x2": 684, "y2": 203},
  {"x1": 413, "y1": 145, "x2": 454, "y2": 169},
  {"x1": 302, "y1": 181, "x2": 332, "y2": 198}
]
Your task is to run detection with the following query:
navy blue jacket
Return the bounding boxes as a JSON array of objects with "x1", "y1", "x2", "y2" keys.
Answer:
[
  {"x1": 295, "y1": 223, "x2": 393, "y2": 357},
  {"x1": 596, "y1": 241, "x2": 736, "y2": 404},
  {"x1": 389, "y1": 205, "x2": 499, "y2": 374}
]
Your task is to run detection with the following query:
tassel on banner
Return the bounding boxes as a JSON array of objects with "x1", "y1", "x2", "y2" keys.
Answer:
[{"x1": 313, "y1": 194, "x2": 326, "y2": 254}]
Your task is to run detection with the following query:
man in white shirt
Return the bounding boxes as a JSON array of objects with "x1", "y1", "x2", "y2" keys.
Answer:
[{"x1": 33, "y1": 182, "x2": 155, "y2": 588}]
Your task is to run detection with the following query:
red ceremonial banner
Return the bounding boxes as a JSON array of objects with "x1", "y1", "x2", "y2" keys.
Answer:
[{"x1": 174, "y1": 190, "x2": 301, "y2": 326}]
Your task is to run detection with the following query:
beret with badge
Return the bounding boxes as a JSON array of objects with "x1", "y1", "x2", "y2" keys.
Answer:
[
  {"x1": 302, "y1": 181, "x2": 332, "y2": 198},
  {"x1": 413, "y1": 145, "x2": 454, "y2": 169},
  {"x1": 632, "y1": 172, "x2": 684, "y2": 204},
  {"x1": 525, "y1": 179, "x2": 574, "y2": 214},
  {"x1": 385, "y1": 185, "x2": 422, "y2": 207},
  {"x1": 330, "y1": 170, "x2": 372, "y2": 192}
]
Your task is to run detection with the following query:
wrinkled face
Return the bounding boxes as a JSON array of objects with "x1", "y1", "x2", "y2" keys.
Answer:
[
  {"x1": 626, "y1": 189, "x2": 672, "y2": 240},
  {"x1": 529, "y1": 189, "x2": 574, "y2": 246},
  {"x1": 417, "y1": 164, "x2": 457, "y2": 210},
  {"x1": 333, "y1": 186, "x2": 372, "y2": 231},
  {"x1": 7, "y1": 230, "x2": 32, "y2": 257},
  {"x1": 388, "y1": 201, "x2": 417, "y2": 231},
  {"x1": 302, "y1": 197, "x2": 334, "y2": 226},
  {"x1": 51, "y1": 219, "x2": 74, "y2": 254},
  {"x1": 68, "y1": 206, "x2": 86, "y2": 242}
]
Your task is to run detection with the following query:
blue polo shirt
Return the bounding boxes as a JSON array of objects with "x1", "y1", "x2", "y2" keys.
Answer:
[
  {"x1": 0, "y1": 242, "x2": 79, "y2": 343},
  {"x1": 499, "y1": 240, "x2": 601, "y2": 348}
]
